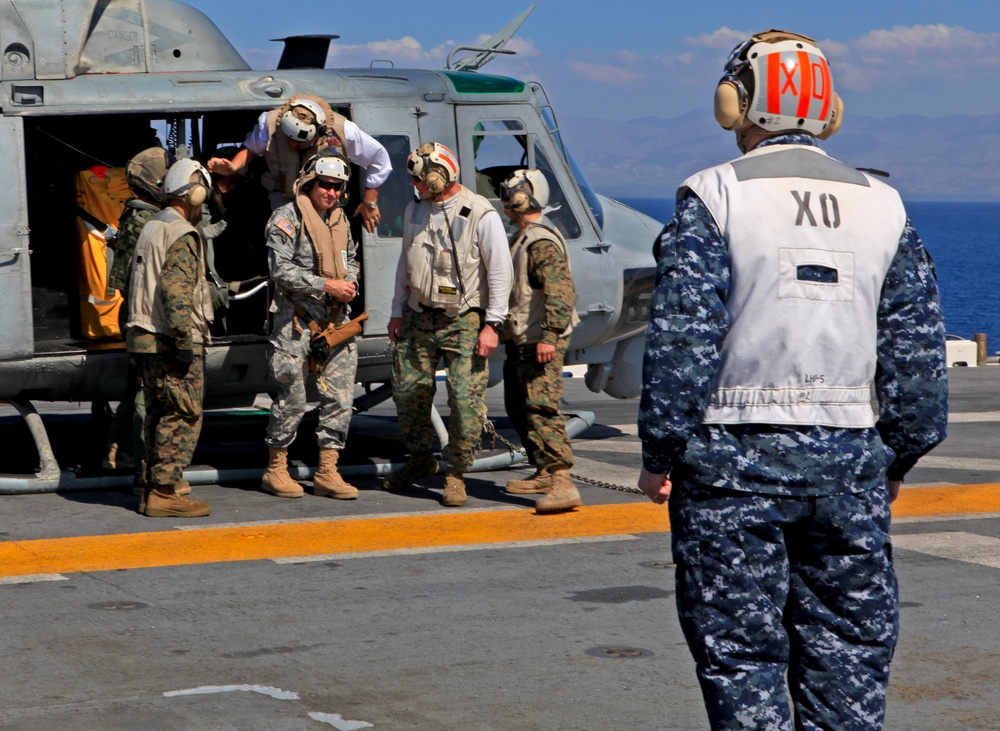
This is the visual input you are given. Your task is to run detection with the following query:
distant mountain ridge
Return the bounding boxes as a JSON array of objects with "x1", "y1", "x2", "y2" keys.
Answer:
[{"x1": 560, "y1": 110, "x2": 1000, "y2": 202}]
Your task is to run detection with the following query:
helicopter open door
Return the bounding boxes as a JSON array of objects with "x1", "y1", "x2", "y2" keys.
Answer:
[{"x1": 0, "y1": 116, "x2": 32, "y2": 361}]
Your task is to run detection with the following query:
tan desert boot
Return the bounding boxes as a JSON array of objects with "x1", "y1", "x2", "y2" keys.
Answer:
[
  {"x1": 382, "y1": 452, "x2": 439, "y2": 492},
  {"x1": 534, "y1": 469, "x2": 582, "y2": 514},
  {"x1": 505, "y1": 468, "x2": 553, "y2": 494},
  {"x1": 313, "y1": 449, "x2": 359, "y2": 500},
  {"x1": 140, "y1": 485, "x2": 211, "y2": 518},
  {"x1": 261, "y1": 447, "x2": 305, "y2": 498},
  {"x1": 441, "y1": 472, "x2": 467, "y2": 507}
]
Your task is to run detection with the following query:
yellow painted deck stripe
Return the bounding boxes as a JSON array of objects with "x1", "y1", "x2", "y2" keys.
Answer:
[
  {"x1": 1, "y1": 483, "x2": 997, "y2": 579},
  {"x1": 891, "y1": 483, "x2": 1000, "y2": 518},
  {"x1": 0, "y1": 503, "x2": 670, "y2": 579}
]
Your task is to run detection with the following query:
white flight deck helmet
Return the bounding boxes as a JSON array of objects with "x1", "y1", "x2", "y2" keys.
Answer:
[
  {"x1": 280, "y1": 98, "x2": 327, "y2": 144},
  {"x1": 126, "y1": 147, "x2": 176, "y2": 204},
  {"x1": 501, "y1": 169, "x2": 550, "y2": 214},
  {"x1": 295, "y1": 150, "x2": 351, "y2": 194},
  {"x1": 406, "y1": 142, "x2": 460, "y2": 195},
  {"x1": 162, "y1": 158, "x2": 213, "y2": 207},
  {"x1": 714, "y1": 29, "x2": 843, "y2": 152}
]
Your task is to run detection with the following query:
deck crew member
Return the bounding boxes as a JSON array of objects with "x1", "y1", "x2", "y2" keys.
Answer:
[
  {"x1": 636, "y1": 30, "x2": 948, "y2": 729},
  {"x1": 206, "y1": 94, "x2": 390, "y2": 232},
  {"x1": 127, "y1": 159, "x2": 217, "y2": 518},
  {"x1": 260, "y1": 151, "x2": 362, "y2": 501},
  {"x1": 384, "y1": 142, "x2": 513, "y2": 507},
  {"x1": 499, "y1": 169, "x2": 582, "y2": 514},
  {"x1": 104, "y1": 146, "x2": 174, "y2": 487}
]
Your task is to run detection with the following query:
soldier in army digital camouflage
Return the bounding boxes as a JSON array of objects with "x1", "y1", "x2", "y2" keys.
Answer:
[
  {"x1": 260, "y1": 151, "x2": 362, "y2": 501},
  {"x1": 127, "y1": 159, "x2": 216, "y2": 518},
  {"x1": 499, "y1": 169, "x2": 582, "y2": 514},
  {"x1": 103, "y1": 146, "x2": 173, "y2": 488},
  {"x1": 637, "y1": 31, "x2": 948, "y2": 730},
  {"x1": 384, "y1": 142, "x2": 512, "y2": 508}
]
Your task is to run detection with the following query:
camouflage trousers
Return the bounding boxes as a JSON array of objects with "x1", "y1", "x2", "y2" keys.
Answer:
[
  {"x1": 668, "y1": 479, "x2": 898, "y2": 730},
  {"x1": 141, "y1": 350, "x2": 204, "y2": 488},
  {"x1": 392, "y1": 308, "x2": 488, "y2": 473},
  {"x1": 265, "y1": 314, "x2": 358, "y2": 450},
  {"x1": 502, "y1": 340, "x2": 573, "y2": 471},
  {"x1": 106, "y1": 355, "x2": 146, "y2": 466}
]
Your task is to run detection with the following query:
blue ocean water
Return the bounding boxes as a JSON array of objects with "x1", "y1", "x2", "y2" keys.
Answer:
[{"x1": 619, "y1": 197, "x2": 1000, "y2": 355}]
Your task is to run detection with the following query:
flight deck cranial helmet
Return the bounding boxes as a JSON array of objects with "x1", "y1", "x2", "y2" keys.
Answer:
[
  {"x1": 162, "y1": 158, "x2": 212, "y2": 207},
  {"x1": 295, "y1": 149, "x2": 351, "y2": 196},
  {"x1": 126, "y1": 147, "x2": 176, "y2": 203},
  {"x1": 406, "y1": 142, "x2": 460, "y2": 195},
  {"x1": 501, "y1": 169, "x2": 550, "y2": 214},
  {"x1": 280, "y1": 98, "x2": 327, "y2": 144},
  {"x1": 714, "y1": 29, "x2": 843, "y2": 152}
]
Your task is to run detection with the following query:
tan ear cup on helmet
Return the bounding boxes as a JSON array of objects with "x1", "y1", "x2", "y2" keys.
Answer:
[
  {"x1": 423, "y1": 168, "x2": 447, "y2": 195},
  {"x1": 509, "y1": 189, "x2": 532, "y2": 214},
  {"x1": 187, "y1": 181, "x2": 208, "y2": 207},
  {"x1": 714, "y1": 79, "x2": 747, "y2": 131},
  {"x1": 817, "y1": 92, "x2": 844, "y2": 140}
]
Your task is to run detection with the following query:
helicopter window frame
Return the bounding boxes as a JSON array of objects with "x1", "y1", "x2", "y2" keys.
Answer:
[{"x1": 468, "y1": 119, "x2": 581, "y2": 240}]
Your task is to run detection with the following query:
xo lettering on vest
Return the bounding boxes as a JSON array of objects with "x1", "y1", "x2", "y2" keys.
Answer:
[{"x1": 791, "y1": 190, "x2": 840, "y2": 229}]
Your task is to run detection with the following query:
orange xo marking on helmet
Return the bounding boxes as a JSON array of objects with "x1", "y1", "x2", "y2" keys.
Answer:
[{"x1": 765, "y1": 50, "x2": 832, "y2": 123}]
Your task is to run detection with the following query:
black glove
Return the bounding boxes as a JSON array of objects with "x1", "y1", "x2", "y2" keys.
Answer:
[
  {"x1": 172, "y1": 348, "x2": 194, "y2": 374},
  {"x1": 309, "y1": 333, "x2": 330, "y2": 365}
]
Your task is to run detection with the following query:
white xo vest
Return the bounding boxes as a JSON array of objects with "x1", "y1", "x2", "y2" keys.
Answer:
[
  {"x1": 127, "y1": 208, "x2": 213, "y2": 345},
  {"x1": 402, "y1": 186, "x2": 495, "y2": 316},
  {"x1": 684, "y1": 144, "x2": 905, "y2": 428},
  {"x1": 507, "y1": 221, "x2": 578, "y2": 345}
]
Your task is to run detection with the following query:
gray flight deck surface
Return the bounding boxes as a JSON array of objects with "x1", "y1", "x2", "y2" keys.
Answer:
[{"x1": 0, "y1": 367, "x2": 998, "y2": 730}]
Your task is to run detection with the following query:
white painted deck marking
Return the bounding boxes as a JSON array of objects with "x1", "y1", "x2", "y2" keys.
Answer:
[
  {"x1": 273, "y1": 534, "x2": 639, "y2": 564},
  {"x1": 0, "y1": 574, "x2": 67, "y2": 585},
  {"x1": 163, "y1": 684, "x2": 300, "y2": 700},
  {"x1": 892, "y1": 532, "x2": 1000, "y2": 570},
  {"x1": 309, "y1": 712, "x2": 374, "y2": 730}
]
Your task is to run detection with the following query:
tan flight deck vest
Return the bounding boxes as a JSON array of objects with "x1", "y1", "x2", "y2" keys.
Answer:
[
  {"x1": 507, "y1": 221, "x2": 579, "y2": 345},
  {"x1": 684, "y1": 144, "x2": 906, "y2": 428},
  {"x1": 127, "y1": 208, "x2": 214, "y2": 345},
  {"x1": 402, "y1": 186, "x2": 495, "y2": 316},
  {"x1": 262, "y1": 102, "x2": 349, "y2": 200}
]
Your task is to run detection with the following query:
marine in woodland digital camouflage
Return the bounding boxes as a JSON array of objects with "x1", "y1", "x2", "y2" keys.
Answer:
[
  {"x1": 503, "y1": 234, "x2": 576, "y2": 469},
  {"x1": 132, "y1": 231, "x2": 209, "y2": 487},
  {"x1": 392, "y1": 308, "x2": 488, "y2": 473},
  {"x1": 637, "y1": 134, "x2": 949, "y2": 495},
  {"x1": 264, "y1": 201, "x2": 360, "y2": 451}
]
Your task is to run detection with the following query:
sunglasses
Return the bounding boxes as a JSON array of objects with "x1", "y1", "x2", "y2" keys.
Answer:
[{"x1": 315, "y1": 179, "x2": 344, "y2": 192}]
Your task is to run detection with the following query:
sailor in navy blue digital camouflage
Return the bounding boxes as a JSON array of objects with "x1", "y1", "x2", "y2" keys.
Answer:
[{"x1": 637, "y1": 30, "x2": 948, "y2": 730}]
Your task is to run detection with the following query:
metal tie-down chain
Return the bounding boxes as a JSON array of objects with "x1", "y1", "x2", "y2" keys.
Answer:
[{"x1": 479, "y1": 418, "x2": 644, "y2": 495}]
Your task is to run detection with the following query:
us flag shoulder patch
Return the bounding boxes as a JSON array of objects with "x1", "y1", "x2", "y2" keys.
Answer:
[{"x1": 276, "y1": 218, "x2": 296, "y2": 237}]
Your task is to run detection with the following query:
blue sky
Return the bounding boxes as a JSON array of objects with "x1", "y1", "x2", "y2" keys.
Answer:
[{"x1": 190, "y1": 0, "x2": 1000, "y2": 122}]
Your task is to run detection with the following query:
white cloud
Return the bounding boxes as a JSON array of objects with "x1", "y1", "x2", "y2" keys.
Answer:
[{"x1": 567, "y1": 61, "x2": 643, "y2": 84}]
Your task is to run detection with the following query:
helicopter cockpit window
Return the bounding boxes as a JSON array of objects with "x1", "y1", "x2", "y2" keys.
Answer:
[
  {"x1": 370, "y1": 134, "x2": 412, "y2": 238},
  {"x1": 471, "y1": 119, "x2": 580, "y2": 240}
]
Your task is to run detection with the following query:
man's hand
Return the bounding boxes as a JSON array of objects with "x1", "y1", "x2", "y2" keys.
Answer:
[
  {"x1": 353, "y1": 202, "x2": 380, "y2": 233},
  {"x1": 638, "y1": 468, "x2": 672, "y2": 505},
  {"x1": 171, "y1": 348, "x2": 194, "y2": 375},
  {"x1": 323, "y1": 279, "x2": 357, "y2": 303},
  {"x1": 387, "y1": 316, "x2": 403, "y2": 344},
  {"x1": 476, "y1": 324, "x2": 499, "y2": 357},
  {"x1": 536, "y1": 342, "x2": 556, "y2": 364},
  {"x1": 889, "y1": 479, "x2": 902, "y2": 503}
]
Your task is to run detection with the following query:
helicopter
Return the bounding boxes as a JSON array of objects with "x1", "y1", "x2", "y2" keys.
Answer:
[{"x1": 0, "y1": 0, "x2": 660, "y2": 491}]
